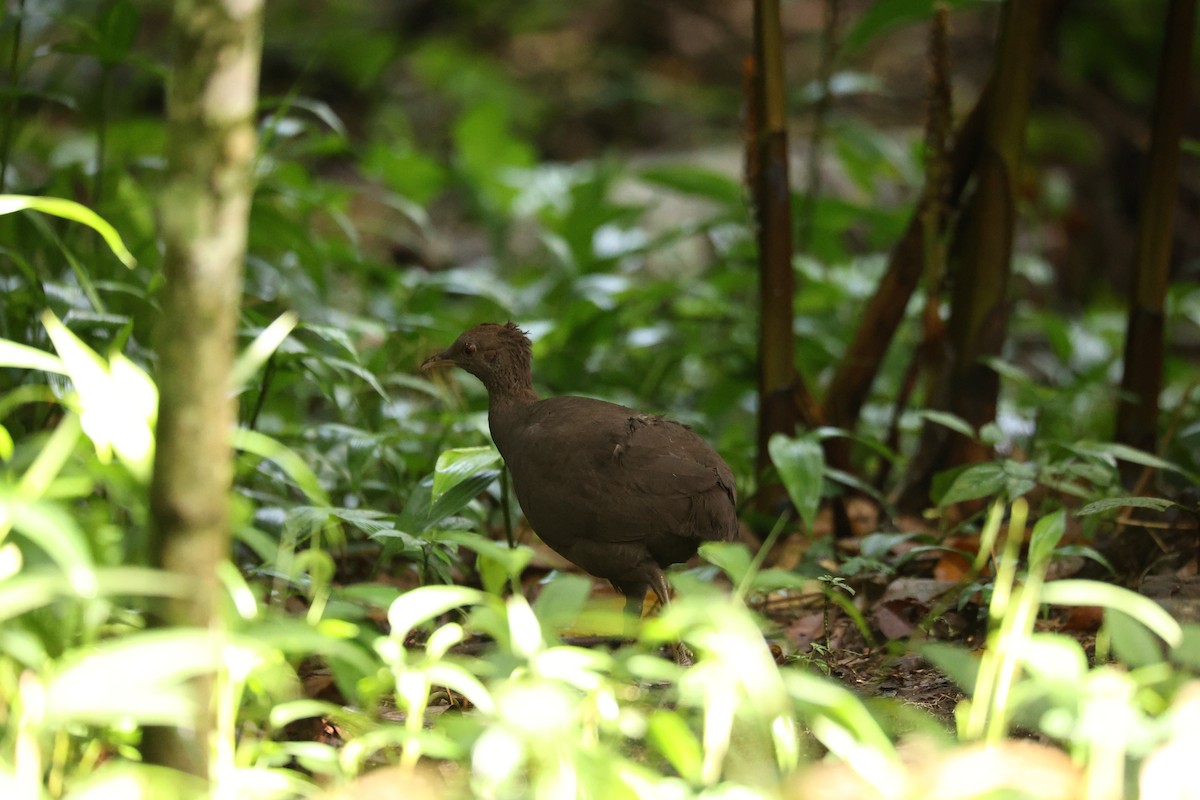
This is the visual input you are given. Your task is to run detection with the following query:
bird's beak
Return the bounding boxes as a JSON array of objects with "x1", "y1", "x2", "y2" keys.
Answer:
[{"x1": 420, "y1": 350, "x2": 455, "y2": 373}]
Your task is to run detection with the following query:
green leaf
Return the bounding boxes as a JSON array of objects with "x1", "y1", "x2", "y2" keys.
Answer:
[
  {"x1": 5, "y1": 498, "x2": 96, "y2": 595},
  {"x1": 1171, "y1": 624, "x2": 1200, "y2": 669},
  {"x1": 938, "y1": 462, "x2": 1006, "y2": 506},
  {"x1": 647, "y1": 710, "x2": 703, "y2": 783},
  {"x1": 437, "y1": 530, "x2": 533, "y2": 595},
  {"x1": 532, "y1": 573, "x2": 593, "y2": 631},
  {"x1": 1076, "y1": 496, "x2": 1178, "y2": 516},
  {"x1": 41, "y1": 312, "x2": 157, "y2": 480},
  {"x1": 843, "y1": 0, "x2": 990, "y2": 54},
  {"x1": 919, "y1": 642, "x2": 980, "y2": 694},
  {"x1": 387, "y1": 585, "x2": 488, "y2": 640},
  {"x1": 231, "y1": 312, "x2": 299, "y2": 389},
  {"x1": 235, "y1": 428, "x2": 329, "y2": 506},
  {"x1": 1027, "y1": 510, "x2": 1066, "y2": 570},
  {"x1": 638, "y1": 164, "x2": 743, "y2": 208},
  {"x1": 0, "y1": 195, "x2": 135, "y2": 268},
  {"x1": 1018, "y1": 633, "x2": 1089, "y2": 685},
  {"x1": 698, "y1": 541, "x2": 753, "y2": 586},
  {"x1": 1040, "y1": 579, "x2": 1182, "y2": 648},
  {"x1": 768, "y1": 433, "x2": 824, "y2": 528},
  {"x1": 97, "y1": 0, "x2": 140, "y2": 64},
  {"x1": 0, "y1": 338, "x2": 66, "y2": 374},
  {"x1": 432, "y1": 446, "x2": 503, "y2": 504},
  {"x1": 918, "y1": 410, "x2": 977, "y2": 439},
  {"x1": 1106, "y1": 609, "x2": 1164, "y2": 668},
  {"x1": 45, "y1": 630, "x2": 273, "y2": 726}
]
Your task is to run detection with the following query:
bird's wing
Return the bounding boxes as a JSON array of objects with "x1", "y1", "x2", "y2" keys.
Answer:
[{"x1": 499, "y1": 398, "x2": 736, "y2": 546}]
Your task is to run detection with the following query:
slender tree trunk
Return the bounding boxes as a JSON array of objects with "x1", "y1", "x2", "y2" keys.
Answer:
[
  {"x1": 821, "y1": 78, "x2": 988, "y2": 455},
  {"x1": 1115, "y1": 0, "x2": 1195, "y2": 478},
  {"x1": 144, "y1": 0, "x2": 264, "y2": 777},
  {"x1": 895, "y1": 0, "x2": 1050, "y2": 509},
  {"x1": 748, "y1": 0, "x2": 805, "y2": 509}
]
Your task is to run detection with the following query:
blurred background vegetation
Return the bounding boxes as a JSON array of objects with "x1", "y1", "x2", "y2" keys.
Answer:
[{"x1": 1, "y1": 0, "x2": 1199, "y2": 797}]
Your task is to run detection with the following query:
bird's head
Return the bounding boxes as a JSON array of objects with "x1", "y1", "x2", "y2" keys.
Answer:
[{"x1": 421, "y1": 322, "x2": 533, "y2": 389}]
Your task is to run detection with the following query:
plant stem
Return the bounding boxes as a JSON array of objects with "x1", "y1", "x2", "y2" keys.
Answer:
[{"x1": 0, "y1": 0, "x2": 28, "y2": 192}]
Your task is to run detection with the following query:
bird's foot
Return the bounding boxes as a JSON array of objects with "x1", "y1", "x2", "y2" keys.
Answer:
[{"x1": 670, "y1": 641, "x2": 695, "y2": 667}]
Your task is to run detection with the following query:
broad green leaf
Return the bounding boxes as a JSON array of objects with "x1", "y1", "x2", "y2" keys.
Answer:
[
  {"x1": 45, "y1": 630, "x2": 273, "y2": 726},
  {"x1": 432, "y1": 446, "x2": 503, "y2": 503},
  {"x1": 1106, "y1": 609, "x2": 1164, "y2": 668},
  {"x1": 387, "y1": 584, "x2": 488, "y2": 640},
  {"x1": 698, "y1": 541, "x2": 753, "y2": 586},
  {"x1": 1018, "y1": 633, "x2": 1089, "y2": 685},
  {"x1": 1172, "y1": 624, "x2": 1200, "y2": 670},
  {"x1": 768, "y1": 433, "x2": 824, "y2": 529},
  {"x1": 432, "y1": 473, "x2": 498, "y2": 528},
  {"x1": 65, "y1": 762, "x2": 207, "y2": 800},
  {"x1": 532, "y1": 573, "x2": 593, "y2": 631},
  {"x1": 938, "y1": 462, "x2": 1007, "y2": 506},
  {"x1": 1041, "y1": 579, "x2": 1182, "y2": 648},
  {"x1": 0, "y1": 194, "x2": 135, "y2": 267},
  {"x1": 41, "y1": 312, "x2": 156, "y2": 480}
]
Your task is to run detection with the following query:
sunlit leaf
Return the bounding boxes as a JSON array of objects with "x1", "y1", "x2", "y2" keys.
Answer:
[
  {"x1": 0, "y1": 338, "x2": 67, "y2": 373},
  {"x1": 45, "y1": 630, "x2": 273, "y2": 726},
  {"x1": 387, "y1": 584, "x2": 488, "y2": 640},
  {"x1": 1041, "y1": 579, "x2": 1182, "y2": 648},
  {"x1": 1027, "y1": 510, "x2": 1066, "y2": 569},
  {"x1": 432, "y1": 446, "x2": 503, "y2": 503},
  {"x1": 0, "y1": 194, "x2": 135, "y2": 267},
  {"x1": 232, "y1": 311, "x2": 300, "y2": 389},
  {"x1": 41, "y1": 312, "x2": 156, "y2": 480}
]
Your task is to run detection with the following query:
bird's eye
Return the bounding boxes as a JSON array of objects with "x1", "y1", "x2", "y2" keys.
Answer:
[{"x1": 464, "y1": 342, "x2": 477, "y2": 355}]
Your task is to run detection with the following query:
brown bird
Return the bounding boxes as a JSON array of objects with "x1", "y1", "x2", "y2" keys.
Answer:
[{"x1": 421, "y1": 322, "x2": 738, "y2": 638}]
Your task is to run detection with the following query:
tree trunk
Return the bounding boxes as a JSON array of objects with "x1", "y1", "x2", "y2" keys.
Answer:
[
  {"x1": 1114, "y1": 0, "x2": 1195, "y2": 480},
  {"x1": 144, "y1": 0, "x2": 264, "y2": 777},
  {"x1": 897, "y1": 0, "x2": 1050, "y2": 509},
  {"x1": 748, "y1": 0, "x2": 806, "y2": 510}
]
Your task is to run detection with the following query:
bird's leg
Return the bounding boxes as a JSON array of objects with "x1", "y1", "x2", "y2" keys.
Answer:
[{"x1": 649, "y1": 568, "x2": 694, "y2": 667}]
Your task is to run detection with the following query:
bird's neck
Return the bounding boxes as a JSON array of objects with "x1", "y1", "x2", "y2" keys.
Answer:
[{"x1": 483, "y1": 374, "x2": 538, "y2": 415}]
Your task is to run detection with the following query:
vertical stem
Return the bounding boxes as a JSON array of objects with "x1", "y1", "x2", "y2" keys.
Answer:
[
  {"x1": 1115, "y1": 0, "x2": 1196, "y2": 472},
  {"x1": 0, "y1": 0, "x2": 28, "y2": 192},
  {"x1": 796, "y1": 0, "x2": 840, "y2": 254}
]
